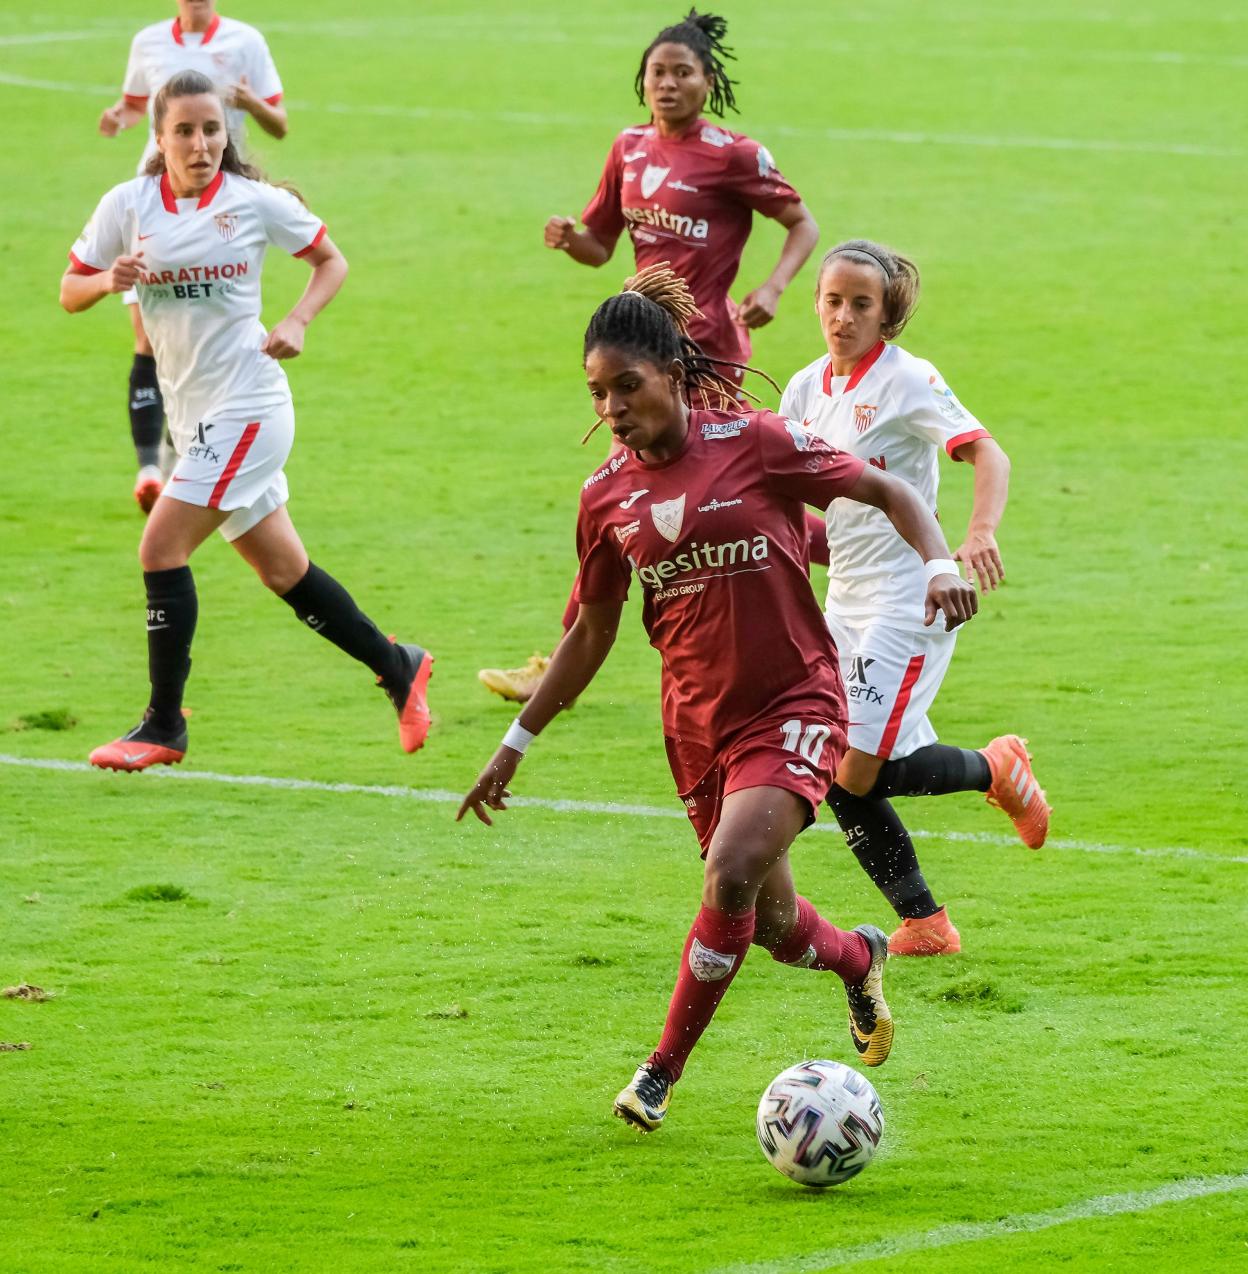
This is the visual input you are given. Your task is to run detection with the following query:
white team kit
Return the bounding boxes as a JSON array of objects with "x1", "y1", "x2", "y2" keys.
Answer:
[
  {"x1": 122, "y1": 15, "x2": 282, "y2": 171},
  {"x1": 780, "y1": 341, "x2": 992, "y2": 760},
  {"x1": 69, "y1": 172, "x2": 326, "y2": 540}
]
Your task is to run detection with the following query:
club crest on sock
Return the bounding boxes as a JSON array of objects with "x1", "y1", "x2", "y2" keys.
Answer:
[{"x1": 688, "y1": 937, "x2": 738, "y2": 982}]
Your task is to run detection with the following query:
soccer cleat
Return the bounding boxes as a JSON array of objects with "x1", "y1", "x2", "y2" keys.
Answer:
[
  {"x1": 982, "y1": 734, "x2": 1051, "y2": 849},
  {"x1": 133, "y1": 465, "x2": 163, "y2": 514},
  {"x1": 613, "y1": 1061, "x2": 673, "y2": 1133},
  {"x1": 888, "y1": 906, "x2": 961, "y2": 957},
  {"x1": 379, "y1": 641, "x2": 434, "y2": 753},
  {"x1": 89, "y1": 714, "x2": 187, "y2": 772},
  {"x1": 846, "y1": 924, "x2": 893, "y2": 1067},
  {"x1": 478, "y1": 653, "x2": 550, "y2": 703}
]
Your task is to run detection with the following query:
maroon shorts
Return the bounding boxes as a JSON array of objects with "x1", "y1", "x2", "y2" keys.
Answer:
[{"x1": 665, "y1": 711, "x2": 848, "y2": 854}]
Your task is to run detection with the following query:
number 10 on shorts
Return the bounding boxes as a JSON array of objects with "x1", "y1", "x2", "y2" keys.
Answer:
[{"x1": 779, "y1": 720, "x2": 832, "y2": 764}]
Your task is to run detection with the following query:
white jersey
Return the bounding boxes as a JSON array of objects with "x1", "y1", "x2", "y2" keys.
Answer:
[
  {"x1": 122, "y1": 16, "x2": 282, "y2": 171},
  {"x1": 780, "y1": 341, "x2": 992, "y2": 632},
  {"x1": 69, "y1": 171, "x2": 325, "y2": 449}
]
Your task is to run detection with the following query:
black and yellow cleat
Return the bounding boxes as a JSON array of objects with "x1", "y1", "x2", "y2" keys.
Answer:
[
  {"x1": 845, "y1": 924, "x2": 893, "y2": 1067},
  {"x1": 613, "y1": 1062, "x2": 673, "y2": 1133}
]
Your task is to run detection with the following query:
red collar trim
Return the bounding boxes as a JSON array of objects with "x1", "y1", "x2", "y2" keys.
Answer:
[
  {"x1": 821, "y1": 340, "x2": 887, "y2": 395},
  {"x1": 159, "y1": 168, "x2": 224, "y2": 212},
  {"x1": 196, "y1": 169, "x2": 224, "y2": 208},
  {"x1": 172, "y1": 14, "x2": 221, "y2": 46}
]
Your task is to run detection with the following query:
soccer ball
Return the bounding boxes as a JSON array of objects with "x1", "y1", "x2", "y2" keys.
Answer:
[{"x1": 756, "y1": 1060, "x2": 884, "y2": 1187}]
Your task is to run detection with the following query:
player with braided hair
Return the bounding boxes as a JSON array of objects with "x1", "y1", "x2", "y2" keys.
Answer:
[
  {"x1": 460, "y1": 273, "x2": 978, "y2": 1133},
  {"x1": 480, "y1": 8, "x2": 820, "y2": 702}
]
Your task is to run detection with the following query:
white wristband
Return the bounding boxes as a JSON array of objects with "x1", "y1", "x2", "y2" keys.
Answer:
[
  {"x1": 924, "y1": 558, "x2": 960, "y2": 584},
  {"x1": 502, "y1": 718, "x2": 536, "y2": 755}
]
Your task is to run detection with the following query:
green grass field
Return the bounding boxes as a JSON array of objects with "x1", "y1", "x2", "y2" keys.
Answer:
[{"x1": 2, "y1": 2, "x2": 1246, "y2": 1270}]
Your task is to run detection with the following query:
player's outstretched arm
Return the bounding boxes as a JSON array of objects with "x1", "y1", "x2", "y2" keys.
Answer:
[
  {"x1": 457, "y1": 600, "x2": 623, "y2": 825},
  {"x1": 229, "y1": 76, "x2": 288, "y2": 140},
  {"x1": 544, "y1": 216, "x2": 612, "y2": 267},
  {"x1": 98, "y1": 98, "x2": 145, "y2": 137},
  {"x1": 950, "y1": 436, "x2": 1010, "y2": 592},
  {"x1": 261, "y1": 237, "x2": 347, "y2": 360},
  {"x1": 738, "y1": 201, "x2": 819, "y2": 329},
  {"x1": 847, "y1": 466, "x2": 979, "y2": 632},
  {"x1": 60, "y1": 253, "x2": 146, "y2": 313}
]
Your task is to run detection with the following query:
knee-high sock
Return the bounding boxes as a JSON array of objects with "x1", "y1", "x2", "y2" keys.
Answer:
[
  {"x1": 873, "y1": 743, "x2": 990, "y2": 798},
  {"x1": 827, "y1": 784, "x2": 939, "y2": 920},
  {"x1": 144, "y1": 566, "x2": 196, "y2": 732},
  {"x1": 129, "y1": 354, "x2": 164, "y2": 469},
  {"x1": 279, "y1": 563, "x2": 404, "y2": 687},
  {"x1": 765, "y1": 896, "x2": 870, "y2": 981},
  {"x1": 649, "y1": 906, "x2": 755, "y2": 1082}
]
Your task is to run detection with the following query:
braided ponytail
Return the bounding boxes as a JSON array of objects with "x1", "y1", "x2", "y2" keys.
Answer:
[{"x1": 581, "y1": 263, "x2": 778, "y2": 442}]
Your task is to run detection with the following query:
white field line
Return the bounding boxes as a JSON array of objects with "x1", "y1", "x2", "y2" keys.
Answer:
[
  {"x1": 704, "y1": 1171, "x2": 1248, "y2": 1274},
  {"x1": 1, "y1": 754, "x2": 1242, "y2": 866},
  {"x1": 8, "y1": 21, "x2": 1246, "y2": 66},
  {"x1": 0, "y1": 64, "x2": 1240, "y2": 160}
]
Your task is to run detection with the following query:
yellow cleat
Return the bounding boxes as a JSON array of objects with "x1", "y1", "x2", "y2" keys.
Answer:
[
  {"x1": 613, "y1": 1062, "x2": 673, "y2": 1133},
  {"x1": 478, "y1": 653, "x2": 550, "y2": 703},
  {"x1": 846, "y1": 925, "x2": 894, "y2": 1067}
]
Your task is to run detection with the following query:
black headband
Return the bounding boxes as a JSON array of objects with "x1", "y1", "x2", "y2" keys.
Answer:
[{"x1": 833, "y1": 246, "x2": 892, "y2": 279}]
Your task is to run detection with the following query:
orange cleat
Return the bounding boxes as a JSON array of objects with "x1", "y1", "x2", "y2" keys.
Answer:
[
  {"x1": 133, "y1": 465, "x2": 163, "y2": 514},
  {"x1": 381, "y1": 641, "x2": 434, "y2": 753},
  {"x1": 90, "y1": 716, "x2": 186, "y2": 772},
  {"x1": 888, "y1": 906, "x2": 961, "y2": 957},
  {"x1": 982, "y1": 734, "x2": 1050, "y2": 849}
]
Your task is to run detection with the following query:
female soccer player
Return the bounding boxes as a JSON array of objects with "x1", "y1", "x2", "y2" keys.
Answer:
[
  {"x1": 98, "y1": 0, "x2": 288, "y2": 513},
  {"x1": 63, "y1": 71, "x2": 432, "y2": 771},
  {"x1": 480, "y1": 7, "x2": 820, "y2": 702},
  {"x1": 779, "y1": 239, "x2": 1052, "y2": 956},
  {"x1": 459, "y1": 267, "x2": 978, "y2": 1132}
]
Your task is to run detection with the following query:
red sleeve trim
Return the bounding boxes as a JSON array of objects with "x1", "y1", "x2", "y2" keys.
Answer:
[
  {"x1": 293, "y1": 224, "x2": 327, "y2": 258},
  {"x1": 68, "y1": 251, "x2": 103, "y2": 276},
  {"x1": 123, "y1": 94, "x2": 149, "y2": 110},
  {"x1": 946, "y1": 428, "x2": 993, "y2": 459},
  {"x1": 263, "y1": 92, "x2": 283, "y2": 106}
]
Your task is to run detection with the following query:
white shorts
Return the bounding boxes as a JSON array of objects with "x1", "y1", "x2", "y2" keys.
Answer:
[
  {"x1": 824, "y1": 613, "x2": 957, "y2": 760},
  {"x1": 163, "y1": 403, "x2": 293, "y2": 542}
]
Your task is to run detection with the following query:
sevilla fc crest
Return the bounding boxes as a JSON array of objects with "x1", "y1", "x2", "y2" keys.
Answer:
[
  {"x1": 853, "y1": 403, "x2": 878, "y2": 433},
  {"x1": 213, "y1": 212, "x2": 238, "y2": 241},
  {"x1": 650, "y1": 493, "x2": 686, "y2": 543},
  {"x1": 640, "y1": 165, "x2": 670, "y2": 199}
]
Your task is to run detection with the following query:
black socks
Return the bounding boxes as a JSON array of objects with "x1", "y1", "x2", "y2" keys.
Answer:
[
  {"x1": 872, "y1": 744, "x2": 990, "y2": 798},
  {"x1": 144, "y1": 566, "x2": 197, "y2": 734},
  {"x1": 129, "y1": 354, "x2": 164, "y2": 469},
  {"x1": 280, "y1": 563, "x2": 404, "y2": 687},
  {"x1": 826, "y1": 784, "x2": 939, "y2": 920}
]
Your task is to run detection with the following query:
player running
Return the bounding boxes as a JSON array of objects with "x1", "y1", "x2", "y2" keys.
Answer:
[
  {"x1": 459, "y1": 267, "x2": 978, "y2": 1132},
  {"x1": 98, "y1": 0, "x2": 288, "y2": 514},
  {"x1": 479, "y1": 7, "x2": 820, "y2": 703},
  {"x1": 780, "y1": 239, "x2": 1052, "y2": 956},
  {"x1": 62, "y1": 71, "x2": 432, "y2": 772}
]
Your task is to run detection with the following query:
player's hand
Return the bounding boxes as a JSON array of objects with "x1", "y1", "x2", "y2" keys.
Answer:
[
  {"x1": 99, "y1": 105, "x2": 125, "y2": 137},
  {"x1": 736, "y1": 282, "x2": 782, "y2": 329},
  {"x1": 953, "y1": 529, "x2": 1005, "y2": 593},
  {"x1": 228, "y1": 74, "x2": 256, "y2": 111},
  {"x1": 924, "y1": 571, "x2": 978, "y2": 631},
  {"x1": 261, "y1": 316, "x2": 307, "y2": 360},
  {"x1": 104, "y1": 252, "x2": 145, "y2": 292},
  {"x1": 457, "y1": 747, "x2": 523, "y2": 826},
  {"x1": 544, "y1": 216, "x2": 577, "y2": 251}
]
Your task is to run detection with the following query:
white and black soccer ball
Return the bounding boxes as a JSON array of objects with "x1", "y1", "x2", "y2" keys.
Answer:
[{"x1": 756, "y1": 1060, "x2": 884, "y2": 1187}]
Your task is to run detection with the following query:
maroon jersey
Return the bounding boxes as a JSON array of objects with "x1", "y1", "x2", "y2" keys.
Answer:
[
  {"x1": 581, "y1": 120, "x2": 801, "y2": 373},
  {"x1": 575, "y1": 409, "x2": 865, "y2": 749}
]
